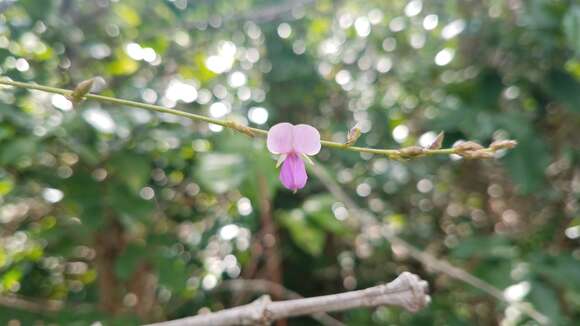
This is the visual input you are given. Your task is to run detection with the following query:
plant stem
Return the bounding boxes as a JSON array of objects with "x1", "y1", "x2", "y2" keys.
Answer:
[{"x1": 0, "y1": 78, "x2": 501, "y2": 159}]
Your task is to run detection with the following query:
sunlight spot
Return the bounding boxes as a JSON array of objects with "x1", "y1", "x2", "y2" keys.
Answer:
[
  {"x1": 368, "y1": 9, "x2": 383, "y2": 25},
  {"x1": 228, "y1": 71, "x2": 247, "y2": 88},
  {"x1": 165, "y1": 80, "x2": 198, "y2": 103},
  {"x1": 125, "y1": 42, "x2": 144, "y2": 60},
  {"x1": 245, "y1": 48, "x2": 260, "y2": 63},
  {"x1": 209, "y1": 102, "x2": 230, "y2": 118},
  {"x1": 51, "y1": 94, "x2": 73, "y2": 111},
  {"x1": 339, "y1": 13, "x2": 353, "y2": 29},
  {"x1": 220, "y1": 224, "x2": 240, "y2": 240},
  {"x1": 389, "y1": 17, "x2": 406, "y2": 32},
  {"x1": 435, "y1": 48, "x2": 455, "y2": 66},
  {"x1": 43, "y1": 188, "x2": 64, "y2": 203},
  {"x1": 504, "y1": 282, "x2": 531, "y2": 302},
  {"x1": 356, "y1": 183, "x2": 371, "y2": 197},
  {"x1": 208, "y1": 124, "x2": 223, "y2": 132},
  {"x1": 354, "y1": 17, "x2": 371, "y2": 37},
  {"x1": 417, "y1": 179, "x2": 433, "y2": 193},
  {"x1": 565, "y1": 226, "x2": 580, "y2": 239},
  {"x1": 139, "y1": 187, "x2": 155, "y2": 200},
  {"x1": 142, "y1": 47, "x2": 157, "y2": 63},
  {"x1": 202, "y1": 274, "x2": 218, "y2": 290},
  {"x1": 404, "y1": 0, "x2": 423, "y2": 17},
  {"x1": 392, "y1": 125, "x2": 409, "y2": 143},
  {"x1": 442, "y1": 20, "x2": 465, "y2": 39},
  {"x1": 410, "y1": 33, "x2": 426, "y2": 49},
  {"x1": 248, "y1": 106, "x2": 268, "y2": 125},
  {"x1": 277, "y1": 23, "x2": 292, "y2": 39},
  {"x1": 335, "y1": 70, "x2": 351, "y2": 85},
  {"x1": 423, "y1": 14, "x2": 439, "y2": 30},
  {"x1": 419, "y1": 131, "x2": 437, "y2": 147},
  {"x1": 83, "y1": 108, "x2": 116, "y2": 133},
  {"x1": 237, "y1": 197, "x2": 253, "y2": 216},
  {"x1": 376, "y1": 57, "x2": 392, "y2": 73},
  {"x1": 15, "y1": 58, "x2": 30, "y2": 72},
  {"x1": 205, "y1": 41, "x2": 236, "y2": 74}
]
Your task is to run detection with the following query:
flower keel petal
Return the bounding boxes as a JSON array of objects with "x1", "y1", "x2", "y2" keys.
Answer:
[{"x1": 279, "y1": 153, "x2": 308, "y2": 191}]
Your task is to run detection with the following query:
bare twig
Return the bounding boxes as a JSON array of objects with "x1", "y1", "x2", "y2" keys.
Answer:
[
  {"x1": 145, "y1": 272, "x2": 429, "y2": 326},
  {"x1": 219, "y1": 279, "x2": 344, "y2": 326},
  {"x1": 0, "y1": 78, "x2": 516, "y2": 160},
  {"x1": 309, "y1": 163, "x2": 550, "y2": 325}
]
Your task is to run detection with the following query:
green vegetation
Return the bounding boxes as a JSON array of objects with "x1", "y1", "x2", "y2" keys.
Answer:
[{"x1": 0, "y1": 0, "x2": 579, "y2": 325}]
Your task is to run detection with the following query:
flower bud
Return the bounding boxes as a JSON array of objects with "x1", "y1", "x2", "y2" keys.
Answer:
[
  {"x1": 67, "y1": 78, "x2": 94, "y2": 104},
  {"x1": 399, "y1": 146, "x2": 425, "y2": 158},
  {"x1": 428, "y1": 132, "x2": 445, "y2": 150},
  {"x1": 453, "y1": 141, "x2": 484, "y2": 153},
  {"x1": 345, "y1": 124, "x2": 361, "y2": 146},
  {"x1": 490, "y1": 140, "x2": 518, "y2": 151}
]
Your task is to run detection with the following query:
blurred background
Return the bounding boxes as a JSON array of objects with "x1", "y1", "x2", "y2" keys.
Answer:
[{"x1": 1, "y1": 0, "x2": 580, "y2": 325}]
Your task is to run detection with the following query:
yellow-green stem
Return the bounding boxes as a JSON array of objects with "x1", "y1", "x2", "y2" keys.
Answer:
[{"x1": 0, "y1": 78, "x2": 499, "y2": 159}]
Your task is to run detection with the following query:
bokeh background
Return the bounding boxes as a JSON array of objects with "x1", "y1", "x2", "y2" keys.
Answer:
[{"x1": 1, "y1": 0, "x2": 580, "y2": 325}]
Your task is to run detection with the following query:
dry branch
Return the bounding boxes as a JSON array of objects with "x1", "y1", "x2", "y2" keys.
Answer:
[{"x1": 145, "y1": 272, "x2": 429, "y2": 326}]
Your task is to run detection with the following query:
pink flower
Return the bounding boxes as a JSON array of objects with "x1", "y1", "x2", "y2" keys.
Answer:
[{"x1": 267, "y1": 123, "x2": 321, "y2": 192}]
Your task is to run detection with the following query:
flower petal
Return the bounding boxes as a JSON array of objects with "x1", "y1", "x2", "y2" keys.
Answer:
[
  {"x1": 267, "y1": 122, "x2": 294, "y2": 154},
  {"x1": 279, "y1": 153, "x2": 308, "y2": 191},
  {"x1": 292, "y1": 124, "x2": 321, "y2": 155}
]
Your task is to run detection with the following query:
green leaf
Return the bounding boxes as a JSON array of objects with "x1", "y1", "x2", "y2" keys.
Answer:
[
  {"x1": 0, "y1": 138, "x2": 36, "y2": 165},
  {"x1": 303, "y1": 194, "x2": 349, "y2": 236},
  {"x1": 532, "y1": 254, "x2": 580, "y2": 290},
  {"x1": 564, "y1": 5, "x2": 580, "y2": 57},
  {"x1": 279, "y1": 211, "x2": 325, "y2": 256},
  {"x1": 451, "y1": 236, "x2": 516, "y2": 259},
  {"x1": 106, "y1": 182, "x2": 155, "y2": 223},
  {"x1": 502, "y1": 134, "x2": 550, "y2": 194},
  {"x1": 196, "y1": 153, "x2": 247, "y2": 194},
  {"x1": 0, "y1": 179, "x2": 14, "y2": 196},
  {"x1": 108, "y1": 152, "x2": 150, "y2": 194},
  {"x1": 155, "y1": 255, "x2": 189, "y2": 291},
  {"x1": 529, "y1": 282, "x2": 563, "y2": 325},
  {"x1": 545, "y1": 70, "x2": 580, "y2": 113},
  {"x1": 62, "y1": 171, "x2": 104, "y2": 229},
  {"x1": 115, "y1": 244, "x2": 148, "y2": 281}
]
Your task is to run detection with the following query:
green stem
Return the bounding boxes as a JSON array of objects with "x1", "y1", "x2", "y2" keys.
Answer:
[{"x1": 0, "y1": 78, "x2": 499, "y2": 159}]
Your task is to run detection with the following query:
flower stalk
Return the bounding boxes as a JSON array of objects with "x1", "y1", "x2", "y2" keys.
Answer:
[{"x1": 0, "y1": 78, "x2": 517, "y2": 159}]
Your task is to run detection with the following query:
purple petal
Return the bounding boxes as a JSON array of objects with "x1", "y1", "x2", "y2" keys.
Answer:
[
  {"x1": 292, "y1": 124, "x2": 321, "y2": 155},
  {"x1": 267, "y1": 122, "x2": 294, "y2": 154},
  {"x1": 279, "y1": 153, "x2": 308, "y2": 191}
]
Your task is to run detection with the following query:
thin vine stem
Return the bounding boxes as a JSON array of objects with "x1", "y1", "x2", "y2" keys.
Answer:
[{"x1": 0, "y1": 78, "x2": 506, "y2": 159}]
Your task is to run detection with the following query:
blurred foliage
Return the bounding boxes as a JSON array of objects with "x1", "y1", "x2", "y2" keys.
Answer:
[{"x1": 0, "y1": 0, "x2": 580, "y2": 325}]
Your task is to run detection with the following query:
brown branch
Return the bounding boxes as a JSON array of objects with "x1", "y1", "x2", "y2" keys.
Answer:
[
  {"x1": 256, "y1": 175, "x2": 284, "y2": 299},
  {"x1": 94, "y1": 218, "x2": 125, "y2": 314},
  {"x1": 219, "y1": 279, "x2": 344, "y2": 326},
  {"x1": 144, "y1": 272, "x2": 429, "y2": 326}
]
